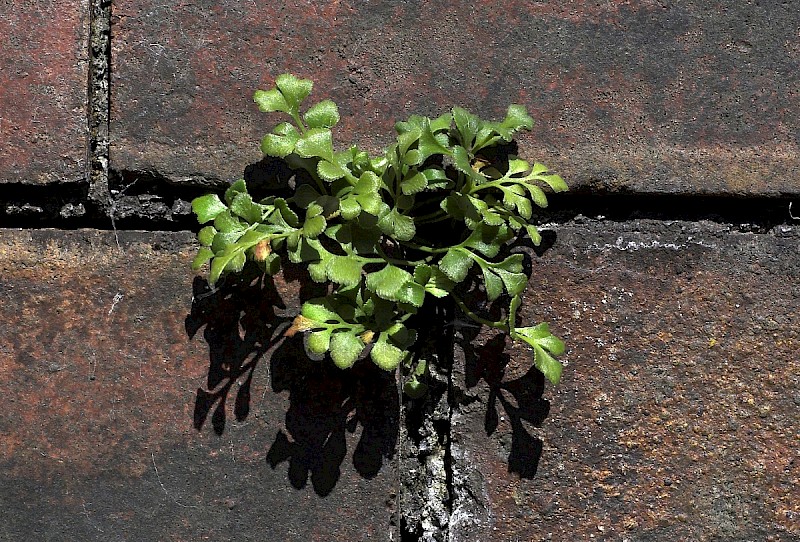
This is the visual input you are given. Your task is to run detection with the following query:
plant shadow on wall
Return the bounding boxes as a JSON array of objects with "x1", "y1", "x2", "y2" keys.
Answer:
[
  {"x1": 455, "y1": 232, "x2": 557, "y2": 479},
  {"x1": 185, "y1": 73, "x2": 569, "y2": 495},
  {"x1": 460, "y1": 332, "x2": 551, "y2": 479},
  {"x1": 185, "y1": 245, "x2": 399, "y2": 497}
]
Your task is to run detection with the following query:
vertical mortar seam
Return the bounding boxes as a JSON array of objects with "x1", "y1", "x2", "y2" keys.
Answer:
[
  {"x1": 87, "y1": 0, "x2": 111, "y2": 212},
  {"x1": 444, "y1": 302, "x2": 456, "y2": 542}
]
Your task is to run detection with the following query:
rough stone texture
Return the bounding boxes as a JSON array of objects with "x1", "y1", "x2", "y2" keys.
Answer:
[
  {"x1": 451, "y1": 220, "x2": 800, "y2": 541},
  {"x1": 0, "y1": 0, "x2": 89, "y2": 184},
  {"x1": 398, "y1": 328, "x2": 453, "y2": 542},
  {"x1": 0, "y1": 230, "x2": 398, "y2": 541},
  {"x1": 110, "y1": 1, "x2": 799, "y2": 194},
  {"x1": 5, "y1": 1, "x2": 800, "y2": 538}
]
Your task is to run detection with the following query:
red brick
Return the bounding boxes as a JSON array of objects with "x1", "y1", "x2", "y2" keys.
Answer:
[
  {"x1": 0, "y1": 230, "x2": 397, "y2": 540},
  {"x1": 0, "y1": 1, "x2": 89, "y2": 184},
  {"x1": 110, "y1": 1, "x2": 799, "y2": 194},
  {"x1": 450, "y1": 221, "x2": 800, "y2": 540}
]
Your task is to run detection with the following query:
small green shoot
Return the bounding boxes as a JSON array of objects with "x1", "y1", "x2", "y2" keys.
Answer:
[{"x1": 191, "y1": 73, "x2": 568, "y2": 392}]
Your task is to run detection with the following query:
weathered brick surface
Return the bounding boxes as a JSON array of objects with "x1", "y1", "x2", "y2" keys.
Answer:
[
  {"x1": 0, "y1": 230, "x2": 397, "y2": 541},
  {"x1": 5, "y1": 1, "x2": 800, "y2": 538},
  {"x1": 451, "y1": 221, "x2": 800, "y2": 541},
  {"x1": 111, "y1": 1, "x2": 799, "y2": 194},
  {"x1": 0, "y1": 1, "x2": 89, "y2": 184}
]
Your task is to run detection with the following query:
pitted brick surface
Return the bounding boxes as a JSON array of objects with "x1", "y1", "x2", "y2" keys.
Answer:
[
  {"x1": 451, "y1": 221, "x2": 800, "y2": 541},
  {"x1": 0, "y1": 230, "x2": 398, "y2": 541},
  {"x1": 0, "y1": 0, "x2": 89, "y2": 184},
  {"x1": 110, "y1": 1, "x2": 798, "y2": 194},
  {"x1": 1, "y1": 224, "x2": 796, "y2": 540}
]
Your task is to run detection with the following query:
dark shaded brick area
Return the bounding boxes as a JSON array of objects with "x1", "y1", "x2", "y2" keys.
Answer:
[
  {"x1": 0, "y1": 230, "x2": 398, "y2": 541},
  {"x1": 0, "y1": 0, "x2": 89, "y2": 184}
]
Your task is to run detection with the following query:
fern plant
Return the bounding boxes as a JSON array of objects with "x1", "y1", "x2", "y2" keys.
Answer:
[{"x1": 191, "y1": 73, "x2": 567, "y2": 396}]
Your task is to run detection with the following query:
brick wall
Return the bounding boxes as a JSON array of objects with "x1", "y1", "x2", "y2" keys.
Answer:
[{"x1": 1, "y1": 1, "x2": 798, "y2": 540}]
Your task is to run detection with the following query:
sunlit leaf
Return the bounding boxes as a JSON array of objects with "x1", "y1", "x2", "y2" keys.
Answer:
[
  {"x1": 507, "y1": 158, "x2": 530, "y2": 176},
  {"x1": 275, "y1": 73, "x2": 313, "y2": 112},
  {"x1": 191, "y1": 247, "x2": 214, "y2": 271},
  {"x1": 414, "y1": 264, "x2": 454, "y2": 298},
  {"x1": 318, "y1": 159, "x2": 348, "y2": 181},
  {"x1": 483, "y1": 268, "x2": 503, "y2": 301},
  {"x1": 366, "y1": 265, "x2": 414, "y2": 301},
  {"x1": 214, "y1": 210, "x2": 246, "y2": 234},
  {"x1": 527, "y1": 184, "x2": 549, "y2": 208},
  {"x1": 499, "y1": 104, "x2": 533, "y2": 136},
  {"x1": 534, "y1": 346, "x2": 562, "y2": 385},
  {"x1": 192, "y1": 194, "x2": 227, "y2": 224},
  {"x1": 209, "y1": 245, "x2": 246, "y2": 285},
  {"x1": 339, "y1": 197, "x2": 362, "y2": 220},
  {"x1": 417, "y1": 119, "x2": 453, "y2": 161},
  {"x1": 224, "y1": 179, "x2": 248, "y2": 206},
  {"x1": 230, "y1": 192, "x2": 265, "y2": 224},
  {"x1": 451, "y1": 146, "x2": 485, "y2": 186},
  {"x1": 452, "y1": 106, "x2": 481, "y2": 149},
  {"x1": 439, "y1": 248, "x2": 472, "y2": 283},
  {"x1": 253, "y1": 88, "x2": 289, "y2": 114},
  {"x1": 355, "y1": 171, "x2": 381, "y2": 193},
  {"x1": 370, "y1": 334, "x2": 404, "y2": 370},
  {"x1": 511, "y1": 322, "x2": 565, "y2": 385},
  {"x1": 398, "y1": 281, "x2": 425, "y2": 307},
  {"x1": 326, "y1": 255, "x2": 363, "y2": 287},
  {"x1": 294, "y1": 128, "x2": 335, "y2": 162},
  {"x1": 304, "y1": 99, "x2": 340, "y2": 129},
  {"x1": 260, "y1": 135, "x2": 292, "y2": 159},
  {"x1": 525, "y1": 224, "x2": 542, "y2": 246},
  {"x1": 330, "y1": 331, "x2": 364, "y2": 369},
  {"x1": 543, "y1": 174, "x2": 568, "y2": 192},
  {"x1": 211, "y1": 230, "x2": 243, "y2": 253},
  {"x1": 275, "y1": 198, "x2": 300, "y2": 227},
  {"x1": 307, "y1": 329, "x2": 332, "y2": 354},
  {"x1": 422, "y1": 167, "x2": 451, "y2": 190},
  {"x1": 198, "y1": 226, "x2": 217, "y2": 247},
  {"x1": 301, "y1": 299, "x2": 341, "y2": 324},
  {"x1": 401, "y1": 172, "x2": 428, "y2": 195},
  {"x1": 303, "y1": 214, "x2": 327, "y2": 238},
  {"x1": 497, "y1": 268, "x2": 526, "y2": 297},
  {"x1": 378, "y1": 208, "x2": 415, "y2": 241}
]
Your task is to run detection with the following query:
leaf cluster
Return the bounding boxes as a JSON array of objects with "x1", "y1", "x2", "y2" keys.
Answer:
[{"x1": 192, "y1": 73, "x2": 567, "y2": 390}]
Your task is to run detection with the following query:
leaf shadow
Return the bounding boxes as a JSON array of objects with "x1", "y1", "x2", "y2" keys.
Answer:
[
  {"x1": 460, "y1": 331, "x2": 550, "y2": 479},
  {"x1": 185, "y1": 264, "x2": 285, "y2": 435},
  {"x1": 266, "y1": 337, "x2": 398, "y2": 496},
  {"x1": 185, "y1": 259, "x2": 397, "y2": 497}
]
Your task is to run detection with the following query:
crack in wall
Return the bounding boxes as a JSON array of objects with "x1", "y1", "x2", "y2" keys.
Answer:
[
  {"x1": 0, "y1": 174, "x2": 206, "y2": 230},
  {"x1": 87, "y1": 0, "x2": 111, "y2": 212},
  {"x1": 446, "y1": 339, "x2": 497, "y2": 542},
  {"x1": 543, "y1": 193, "x2": 800, "y2": 233},
  {"x1": 397, "y1": 303, "x2": 455, "y2": 542},
  {"x1": 2, "y1": 176, "x2": 797, "y2": 233}
]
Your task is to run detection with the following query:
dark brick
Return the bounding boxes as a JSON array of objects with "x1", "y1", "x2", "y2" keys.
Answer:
[
  {"x1": 110, "y1": 1, "x2": 799, "y2": 194},
  {"x1": 450, "y1": 220, "x2": 800, "y2": 540},
  {"x1": 0, "y1": 230, "x2": 398, "y2": 541},
  {"x1": 0, "y1": 1, "x2": 89, "y2": 184}
]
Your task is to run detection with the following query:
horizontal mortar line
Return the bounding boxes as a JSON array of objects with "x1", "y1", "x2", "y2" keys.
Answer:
[
  {"x1": 545, "y1": 192, "x2": 800, "y2": 225},
  {"x1": 0, "y1": 193, "x2": 798, "y2": 232}
]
